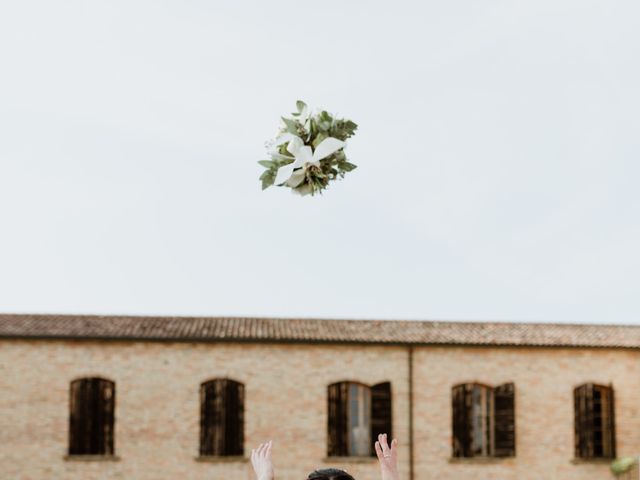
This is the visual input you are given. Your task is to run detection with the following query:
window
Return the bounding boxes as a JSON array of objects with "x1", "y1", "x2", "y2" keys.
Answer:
[
  {"x1": 327, "y1": 381, "x2": 392, "y2": 457},
  {"x1": 200, "y1": 378, "x2": 244, "y2": 456},
  {"x1": 574, "y1": 383, "x2": 615, "y2": 459},
  {"x1": 452, "y1": 382, "x2": 515, "y2": 458},
  {"x1": 68, "y1": 377, "x2": 115, "y2": 456}
]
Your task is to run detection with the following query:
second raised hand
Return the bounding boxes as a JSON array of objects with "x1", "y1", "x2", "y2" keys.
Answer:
[
  {"x1": 250, "y1": 440, "x2": 275, "y2": 480},
  {"x1": 374, "y1": 433, "x2": 399, "y2": 480}
]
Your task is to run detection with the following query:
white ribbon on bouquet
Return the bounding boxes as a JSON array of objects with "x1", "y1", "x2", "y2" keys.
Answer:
[{"x1": 271, "y1": 134, "x2": 346, "y2": 187}]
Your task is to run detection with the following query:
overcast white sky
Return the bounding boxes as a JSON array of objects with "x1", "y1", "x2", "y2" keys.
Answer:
[{"x1": 0, "y1": 1, "x2": 638, "y2": 324}]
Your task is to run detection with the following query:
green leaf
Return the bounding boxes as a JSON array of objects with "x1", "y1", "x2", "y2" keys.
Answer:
[
  {"x1": 330, "y1": 119, "x2": 358, "y2": 140},
  {"x1": 258, "y1": 160, "x2": 275, "y2": 168},
  {"x1": 319, "y1": 110, "x2": 332, "y2": 122},
  {"x1": 339, "y1": 161, "x2": 357, "y2": 172},
  {"x1": 296, "y1": 100, "x2": 306, "y2": 113},
  {"x1": 281, "y1": 117, "x2": 299, "y2": 134},
  {"x1": 261, "y1": 171, "x2": 276, "y2": 190},
  {"x1": 343, "y1": 120, "x2": 358, "y2": 133}
]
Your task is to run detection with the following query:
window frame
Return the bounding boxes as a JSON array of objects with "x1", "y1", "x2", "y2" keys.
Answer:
[
  {"x1": 199, "y1": 378, "x2": 245, "y2": 457},
  {"x1": 327, "y1": 380, "x2": 393, "y2": 458},
  {"x1": 452, "y1": 382, "x2": 515, "y2": 459},
  {"x1": 574, "y1": 382, "x2": 616, "y2": 459},
  {"x1": 68, "y1": 376, "x2": 116, "y2": 457}
]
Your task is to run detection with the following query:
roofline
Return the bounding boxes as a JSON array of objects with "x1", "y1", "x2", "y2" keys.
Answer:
[
  {"x1": 1, "y1": 312, "x2": 639, "y2": 329},
  {"x1": 2, "y1": 313, "x2": 639, "y2": 349},
  {"x1": 1, "y1": 334, "x2": 639, "y2": 350}
]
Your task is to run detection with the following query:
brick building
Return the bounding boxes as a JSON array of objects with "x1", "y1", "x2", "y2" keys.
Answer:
[{"x1": 1, "y1": 314, "x2": 639, "y2": 480}]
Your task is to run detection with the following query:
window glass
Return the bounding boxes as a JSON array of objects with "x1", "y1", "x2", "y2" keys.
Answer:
[
  {"x1": 349, "y1": 383, "x2": 371, "y2": 456},
  {"x1": 470, "y1": 385, "x2": 492, "y2": 456}
]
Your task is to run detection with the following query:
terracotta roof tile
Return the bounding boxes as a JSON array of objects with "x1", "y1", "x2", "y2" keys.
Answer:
[{"x1": 0, "y1": 314, "x2": 639, "y2": 348}]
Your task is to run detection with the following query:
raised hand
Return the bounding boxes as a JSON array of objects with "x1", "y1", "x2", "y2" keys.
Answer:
[
  {"x1": 251, "y1": 440, "x2": 274, "y2": 480},
  {"x1": 374, "y1": 433, "x2": 399, "y2": 480}
]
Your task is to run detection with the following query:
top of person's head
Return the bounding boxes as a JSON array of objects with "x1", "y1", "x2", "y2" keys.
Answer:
[{"x1": 307, "y1": 468, "x2": 355, "y2": 480}]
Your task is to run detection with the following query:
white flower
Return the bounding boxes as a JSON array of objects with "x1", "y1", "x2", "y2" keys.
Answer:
[{"x1": 272, "y1": 135, "x2": 346, "y2": 186}]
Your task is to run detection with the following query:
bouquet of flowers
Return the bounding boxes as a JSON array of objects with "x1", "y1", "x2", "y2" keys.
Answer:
[{"x1": 259, "y1": 101, "x2": 358, "y2": 196}]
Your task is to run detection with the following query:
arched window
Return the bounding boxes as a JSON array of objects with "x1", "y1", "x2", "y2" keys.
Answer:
[
  {"x1": 452, "y1": 382, "x2": 515, "y2": 458},
  {"x1": 200, "y1": 378, "x2": 244, "y2": 456},
  {"x1": 68, "y1": 377, "x2": 115, "y2": 456},
  {"x1": 327, "y1": 381, "x2": 392, "y2": 457},
  {"x1": 574, "y1": 383, "x2": 615, "y2": 459}
]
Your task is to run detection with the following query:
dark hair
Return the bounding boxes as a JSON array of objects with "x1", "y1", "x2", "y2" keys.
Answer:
[{"x1": 307, "y1": 468, "x2": 355, "y2": 480}]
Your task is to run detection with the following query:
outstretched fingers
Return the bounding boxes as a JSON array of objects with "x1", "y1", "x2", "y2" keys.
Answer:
[
  {"x1": 250, "y1": 446, "x2": 257, "y2": 471},
  {"x1": 376, "y1": 433, "x2": 398, "y2": 460},
  {"x1": 374, "y1": 439, "x2": 384, "y2": 460},
  {"x1": 250, "y1": 441, "x2": 275, "y2": 480},
  {"x1": 265, "y1": 439, "x2": 273, "y2": 457},
  {"x1": 252, "y1": 440, "x2": 273, "y2": 458},
  {"x1": 252, "y1": 442, "x2": 264, "y2": 462},
  {"x1": 379, "y1": 433, "x2": 391, "y2": 455}
]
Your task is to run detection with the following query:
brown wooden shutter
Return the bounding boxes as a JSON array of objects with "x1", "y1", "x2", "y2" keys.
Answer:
[
  {"x1": 93, "y1": 379, "x2": 104, "y2": 454},
  {"x1": 99, "y1": 379, "x2": 115, "y2": 455},
  {"x1": 200, "y1": 380, "x2": 220, "y2": 456},
  {"x1": 452, "y1": 384, "x2": 471, "y2": 458},
  {"x1": 69, "y1": 377, "x2": 114, "y2": 455},
  {"x1": 69, "y1": 379, "x2": 82, "y2": 454},
  {"x1": 606, "y1": 385, "x2": 616, "y2": 458},
  {"x1": 493, "y1": 382, "x2": 515, "y2": 457},
  {"x1": 199, "y1": 382, "x2": 208, "y2": 455},
  {"x1": 371, "y1": 382, "x2": 392, "y2": 457},
  {"x1": 213, "y1": 379, "x2": 226, "y2": 454},
  {"x1": 328, "y1": 382, "x2": 349, "y2": 456},
  {"x1": 574, "y1": 383, "x2": 595, "y2": 458},
  {"x1": 225, "y1": 380, "x2": 244, "y2": 456}
]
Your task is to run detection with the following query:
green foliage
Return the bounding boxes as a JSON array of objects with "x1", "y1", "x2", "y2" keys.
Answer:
[
  {"x1": 331, "y1": 119, "x2": 358, "y2": 141},
  {"x1": 338, "y1": 161, "x2": 357, "y2": 172},
  {"x1": 259, "y1": 169, "x2": 275, "y2": 190},
  {"x1": 281, "y1": 117, "x2": 299, "y2": 134},
  {"x1": 611, "y1": 457, "x2": 637, "y2": 475},
  {"x1": 259, "y1": 101, "x2": 358, "y2": 196}
]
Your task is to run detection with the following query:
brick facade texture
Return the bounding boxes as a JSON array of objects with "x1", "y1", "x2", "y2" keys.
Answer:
[{"x1": 1, "y1": 339, "x2": 638, "y2": 480}]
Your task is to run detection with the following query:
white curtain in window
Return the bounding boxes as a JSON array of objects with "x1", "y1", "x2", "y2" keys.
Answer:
[
  {"x1": 349, "y1": 383, "x2": 371, "y2": 456},
  {"x1": 471, "y1": 385, "x2": 493, "y2": 456}
]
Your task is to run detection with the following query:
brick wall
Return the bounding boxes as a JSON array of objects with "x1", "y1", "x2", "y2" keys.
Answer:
[
  {"x1": 0, "y1": 340, "x2": 409, "y2": 480},
  {"x1": 413, "y1": 346, "x2": 640, "y2": 479},
  {"x1": 0, "y1": 339, "x2": 637, "y2": 480}
]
